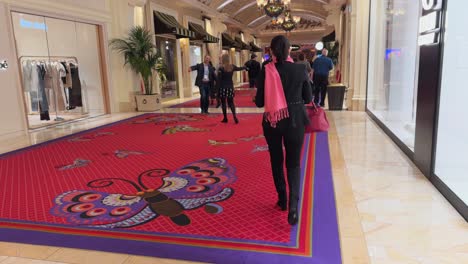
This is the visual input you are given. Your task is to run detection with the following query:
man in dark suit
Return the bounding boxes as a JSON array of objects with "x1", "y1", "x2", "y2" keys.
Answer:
[
  {"x1": 189, "y1": 55, "x2": 216, "y2": 114},
  {"x1": 244, "y1": 54, "x2": 261, "y2": 88}
]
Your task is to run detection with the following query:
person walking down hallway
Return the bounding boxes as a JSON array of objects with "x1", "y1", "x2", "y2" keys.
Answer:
[
  {"x1": 244, "y1": 54, "x2": 261, "y2": 88},
  {"x1": 312, "y1": 48, "x2": 333, "y2": 107},
  {"x1": 217, "y1": 54, "x2": 246, "y2": 124},
  {"x1": 296, "y1": 53, "x2": 312, "y2": 77},
  {"x1": 189, "y1": 55, "x2": 216, "y2": 114},
  {"x1": 255, "y1": 35, "x2": 313, "y2": 225}
]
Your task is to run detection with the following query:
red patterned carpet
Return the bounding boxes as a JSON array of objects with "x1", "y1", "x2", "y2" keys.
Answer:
[
  {"x1": 0, "y1": 113, "x2": 341, "y2": 264},
  {"x1": 171, "y1": 89, "x2": 257, "y2": 108}
]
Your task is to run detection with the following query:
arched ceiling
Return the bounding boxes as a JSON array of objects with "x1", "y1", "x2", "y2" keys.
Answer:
[{"x1": 188, "y1": 0, "x2": 346, "y2": 42}]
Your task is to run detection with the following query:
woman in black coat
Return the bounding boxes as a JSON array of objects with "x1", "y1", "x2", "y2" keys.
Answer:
[
  {"x1": 255, "y1": 35, "x2": 313, "y2": 225},
  {"x1": 217, "y1": 54, "x2": 246, "y2": 124}
]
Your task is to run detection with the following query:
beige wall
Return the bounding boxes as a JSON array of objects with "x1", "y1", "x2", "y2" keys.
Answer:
[
  {"x1": 0, "y1": 3, "x2": 27, "y2": 137},
  {"x1": 108, "y1": 0, "x2": 146, "y2": 111},
  {"x1": 0, "y1": 0, "x2": 145, "y2": 137}
]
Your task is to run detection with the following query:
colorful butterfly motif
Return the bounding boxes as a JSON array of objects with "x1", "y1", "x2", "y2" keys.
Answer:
[
  {"x1": 113, "y1": 150, "x2": 147, "y2": 159},
  {"x1": 57, "y1": 159, "x2": 91, "y2": 171},
  {"x1": 50, "y1": 158, "x2": 236, "y2": 227},
  {"x1": 238, "y1": 134, "x2": 265, "y2": 142},
  {"x1": 162, "y1": 125, "x2": 210, "y2": 135},
  {"x1": 133, "y1": 114, "x2": 203, "y2": 125},
  {"x1": 208, "y1": 139, "x2": 237, "y2": 146},
  {"x1": 68, "y1": 132, "x2": 115, "y2": 142},
  {"x1": 252, "y1": 145, "x2": 269, "y2": 153}
]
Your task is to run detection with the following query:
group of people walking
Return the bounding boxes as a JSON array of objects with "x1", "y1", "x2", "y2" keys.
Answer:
[{"x1": 190, "y1": 36, "x2": 333, "y2": 226}]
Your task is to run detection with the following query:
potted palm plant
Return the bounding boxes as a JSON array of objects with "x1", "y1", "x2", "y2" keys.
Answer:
[{"x1": 110, "y1": 26, "x2": 166, "y2": 111}]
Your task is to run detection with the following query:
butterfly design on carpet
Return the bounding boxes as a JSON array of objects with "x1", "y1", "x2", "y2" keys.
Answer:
[
  {"x1": 252, "y1": 145, "x2": 269, "y2": 153},
  {"x1": 57, "y1": 159, "x2": 91, "y2": 171},
  {"x1": 238, "y1": 134, "x2": 265, "y2": 142},
  {"x1": 68, "y1": 132, "x2": 115, "y2": 142},
  {"x1": 208, "y1": 139, "x2": 237, "y2": 146},
  {"x1": 50, "y1": 158, "x2": 236, "y2": 227},
  {"x1": 102, "y1": 150, "x2": 147, "y2": 159},
  {"x1": 133, "y1": 114, "x2": 203, "y2": 125},
  {"x1": 162, "y1": 125, "x2": 210, "y2": 135}
]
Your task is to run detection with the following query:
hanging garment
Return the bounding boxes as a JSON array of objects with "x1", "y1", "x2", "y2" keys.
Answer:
[
  {"x1": 69, "y1": 63, "x2": 83, "y2": 107},
  {"x1": 60, "y1": 61, "x2": 73, "y2": 88},
  {"x1": 43, "y1": 62, "x2": 55, "y2": 90},
  {"x1": 22, "y1": 60, "x2": 34, "y2": 92},
  {"x1": 37, "y1": 64, "x2": 50, "y2": 120},
  {"x1": 22, "y1": 60, "x2": 41, "y2": 113},
  {"x1": 56, "y1": 62, "x2": 67, "y2": 110},
  {"x1": 46, "y1": 61, "x2": 67, "y2": 111}
]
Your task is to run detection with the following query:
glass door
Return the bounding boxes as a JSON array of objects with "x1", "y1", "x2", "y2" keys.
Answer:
[
  {"x1": 434, "y1": 0, "x2": 468, "y2": 206},
  {"x1": 189, "y1": 43, "x2": 202, "y2": 95},
  {"x1": 235, "y1": 51, "x2": 241, "y2": 85},
  {"x1": 156, "y1": 37, "x2": 178, "y2": 99}
]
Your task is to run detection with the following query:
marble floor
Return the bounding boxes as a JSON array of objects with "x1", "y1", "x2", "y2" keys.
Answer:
[{"x1": 0, "y1": 99, "x2": 467, "y2": 263}]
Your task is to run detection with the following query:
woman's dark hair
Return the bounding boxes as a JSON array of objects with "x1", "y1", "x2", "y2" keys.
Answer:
[
  {"x1": 299, "y1": 53, "x2": 305, "y2": 61},
  {"x1": 270, "y1": 35, "x2": 290, "y2": 63}
]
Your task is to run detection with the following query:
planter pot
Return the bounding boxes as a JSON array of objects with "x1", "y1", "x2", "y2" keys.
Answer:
[{"x1": 135, "y1": 94, "x2": 161, "y2": 112}]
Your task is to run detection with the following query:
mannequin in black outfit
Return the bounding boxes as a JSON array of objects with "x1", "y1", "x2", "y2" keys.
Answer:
[
  {"x1": 217, "y1": 54, "x2": 246, "y2": 124},
  {"x1": 255, "y1": 36, "x2": 313, "y2": 225}
]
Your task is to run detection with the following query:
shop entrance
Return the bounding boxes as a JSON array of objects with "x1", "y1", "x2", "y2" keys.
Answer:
[
  {"x1": 156, "y1": 36, "x2": 179, "y2": 100},
  {"x1": 189, "y1": 43, "x2": 203, "y2": 95},
  {"x1": 11, "y1": 12, "x2": 108, "y2": 130}
]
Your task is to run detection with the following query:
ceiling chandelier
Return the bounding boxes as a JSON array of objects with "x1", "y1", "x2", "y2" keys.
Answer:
[
  {"x1": 256, "y1": 0, "x2": 291, "y2": 18},
  {"x1": 277, "y1": 9, "x2": 301, "y2": 32}
]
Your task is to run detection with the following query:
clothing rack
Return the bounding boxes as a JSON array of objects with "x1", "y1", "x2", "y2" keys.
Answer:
[{"x1": 19, "y1": 56, "x2": 79, "y2": 122}]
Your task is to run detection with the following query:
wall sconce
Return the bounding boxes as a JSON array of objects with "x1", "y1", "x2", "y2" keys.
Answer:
[{"x1": 0, "y1": 60, "x2": 8, "y2": 71}]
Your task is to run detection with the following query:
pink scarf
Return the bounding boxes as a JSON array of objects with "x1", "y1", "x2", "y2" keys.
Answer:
[{"x1": 264, "y1": 56, "x2": 294, "y2": 127}]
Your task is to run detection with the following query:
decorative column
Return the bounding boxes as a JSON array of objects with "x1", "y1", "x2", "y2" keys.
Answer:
[{"x1": 347, "y1": 0, "x2": 369, "y2": 111}]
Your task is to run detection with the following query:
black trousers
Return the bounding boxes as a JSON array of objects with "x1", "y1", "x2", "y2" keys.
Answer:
[
  {"x1": 263, "y1": 118, "x2": 305, "y2": 209},
  {"x1": 249, "y1": 77, "x2": 257, "y2": 88},
  {"x1": 313, "y1": 74, "x2": 328, "y2": 107},
  {"x1": 220, "y1": 97, "x2": 236, "y2": 118},
  {"x1": 199, "y1": 83, "x2": 210, "y2": 113}
]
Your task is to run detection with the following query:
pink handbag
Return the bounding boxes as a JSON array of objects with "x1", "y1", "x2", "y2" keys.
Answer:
[{"x1": 305, "y1": 103, "x2": 329, "y2": 133}]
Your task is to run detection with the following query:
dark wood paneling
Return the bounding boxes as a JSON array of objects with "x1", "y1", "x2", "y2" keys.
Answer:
[{"x1": 414, "y1": 44, "x2": 441, "y2": 176}]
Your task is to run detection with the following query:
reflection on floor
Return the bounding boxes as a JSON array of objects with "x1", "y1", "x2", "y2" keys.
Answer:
[
  {"x1": 27, "y1": 112, "x2": 106, "y2": 130},
  {"x1": 369, "y1": 111, "x2": 416, "y2": 150},
  {"x1": 0, "y1": 99, "x2": 466, "y2": 264}
]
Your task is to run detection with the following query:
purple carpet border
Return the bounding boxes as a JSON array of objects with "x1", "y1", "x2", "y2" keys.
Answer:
[{"x1": 0, "y1": 126, "x2": 341, "y2": 263}]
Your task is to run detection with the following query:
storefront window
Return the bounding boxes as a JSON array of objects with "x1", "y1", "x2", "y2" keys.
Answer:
[
  {"x1": 156, "y1": 37, "x2": 178, "y2": 99},
  {"x1": 235, "y1": 51, "x2": 241, "y2": 85},
  {"x1": 189, "y1": 43, "x2": 202, "y2": 95},
  {"x1": 11, "y1": 12, "x2": 106, "y2": 129},
  {"x1": 435, "y1": 0, "x2": 468, "y2": 204},
  {"x1": 367, "y1": 0, "x2": 421, "y2": 150}
]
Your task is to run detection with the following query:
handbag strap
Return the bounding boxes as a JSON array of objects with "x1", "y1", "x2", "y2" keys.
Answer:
[{"x1": 306, "y1": 102, "x2": 319, "y2": 111}]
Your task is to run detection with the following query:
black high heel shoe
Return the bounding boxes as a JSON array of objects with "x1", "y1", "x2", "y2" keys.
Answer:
[
  {"x1": 288, "y1": 208, "x2": 298, "y2": 225},
  {"x1": 276, "y1": 200, "x2": 287, "y2": 211}
]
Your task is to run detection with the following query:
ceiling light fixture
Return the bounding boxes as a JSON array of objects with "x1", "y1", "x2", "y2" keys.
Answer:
[
  {"x1": 256, "y1": 0, "x2": 290, "y2": 19},
  {"x1": 272, "y1": 8, "x2": 301, "y2": 32}
]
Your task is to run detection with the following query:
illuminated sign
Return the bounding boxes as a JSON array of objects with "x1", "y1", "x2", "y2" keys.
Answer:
[
  {"x1": 20, "y1": 18, "x2": 47, "y2": 31},
  {"x1": 422, "y1": 0, "x2": 442, "y2": 11},
  {"x1": 419, "y1": 0, "x2": 443, "y2": 46},
  {"x1": 385, "y1": 49, "x2": 401, "y2": 60},
  {"x1": 0, "y1": 60, "x2": 8, "y2": 71}
]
